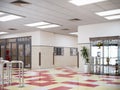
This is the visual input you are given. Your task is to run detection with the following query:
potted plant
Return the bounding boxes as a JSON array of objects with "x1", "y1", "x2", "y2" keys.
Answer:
[
  {"x1": 97, "y1": 42, "x2": 103, "y2": 49},
  {"x1": 81, "y1": 46, "x2": 89, "y2": 63},
  {"x1": 81, "y1": 46, "x2": 90, "y2": 73}
]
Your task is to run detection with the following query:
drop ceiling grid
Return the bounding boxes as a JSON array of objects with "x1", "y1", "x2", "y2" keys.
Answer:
[
  {"x1": 0, "y1": 0, "x2": 109, "y2": 24},
  {"x1": 39, "y1": 0, "x2": 98, "y2": 22},
  {"x1": 44, "y1": 0, "x2": 94, "y2": 19},
  {"x1": 20, "y1": 0, "x2": 77, "y2": 20},
  {"x1": 96, "y1": 0, "x2": 120, "y2": 10},
  {"x1": 0, "y1": 3, "x2": 70, "y2": 27},
  {"x1": 0, "y1": 1, "x2": 70, "y2": 22},
  {"x1": 109, "y1": 0, "x2": 120, "y2": 4},
  {"x1": 46, "y1": 1, "x2": 103, "y2": 27},
  {"x1": 0, "y1": 1, "x2": 69, "y2": 20},
  {"x1": 43, "y1": 0, "x2": 107, "y2": 22}
]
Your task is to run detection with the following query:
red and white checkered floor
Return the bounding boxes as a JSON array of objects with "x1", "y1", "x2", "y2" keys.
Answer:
[{"x1": 0, "y1": 67, "x2": 120, "y2": 90}]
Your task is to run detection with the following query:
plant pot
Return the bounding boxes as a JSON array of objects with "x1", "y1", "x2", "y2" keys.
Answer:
[{"x1": 84, "y1": 63, "x2": 90, "y2": 73}]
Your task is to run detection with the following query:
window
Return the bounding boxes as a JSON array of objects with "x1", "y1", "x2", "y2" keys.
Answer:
[
  {"x1": 70, "y1": 48, "x2": 78, "y2": 56},
  {"x1": 54, "y1": 47, "x2": 64, "y2": 56}
]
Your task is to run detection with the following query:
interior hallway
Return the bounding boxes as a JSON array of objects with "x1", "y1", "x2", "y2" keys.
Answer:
[{"x1": 1, "y1": 67, "x2": 120, "y2": 90}]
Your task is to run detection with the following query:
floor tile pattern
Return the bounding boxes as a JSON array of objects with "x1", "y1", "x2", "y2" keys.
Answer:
[{"x1": 0, "y1": 67, "x2": 120, "y2": 90}]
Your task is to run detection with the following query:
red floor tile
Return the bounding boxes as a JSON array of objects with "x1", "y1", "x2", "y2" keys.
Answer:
[
  {"x1": 0, "y1": 82, "x2": 19, "y2": 87},
  {"x1": 0, "y1": 87, "x2": 8, "y2": 90},
  {"x1": 50, "y1": 86, "x2": 71, "y2": 90},
  {"x1": 63, "y1": 81, "x2": 99, "y2": 87},
  {"x1": 79, "y1": 73, "x2": 92, "y2": 76},
  {"x1": 55, "y1": 68, "x2": 64, "y2": 70},
  {"x1": 56, "y1": 74, "x2": 73, "y2": 78},
  {"x1": 100, "y1": 79, "x2": 113, "y2": 82},
  {"x1": 102, "y1": 76, "x2": 120, "y2": 79},
  {"x1": 107, "y1": 82, "x2": 120, "y2": 85},
  {"x1": 27, "y1": 81, "x2": 57, "y2": 86},
  {"x1": 86, "y1": 79, "x2": 97, "y2": 82}
]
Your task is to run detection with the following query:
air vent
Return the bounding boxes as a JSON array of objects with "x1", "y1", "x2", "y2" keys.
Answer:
[
  {"x1": 8, "y1": 28, "x2": 18, "y2": 31},
  {"x1": 61, "y1": 28, "x2": 69, "y2": 31},
  {"x1": 69, "y1": 18, "x2": 81, "y2": 21},
  {"x1": 11, "y1": 0, "x2": 31, "y2": 6}
]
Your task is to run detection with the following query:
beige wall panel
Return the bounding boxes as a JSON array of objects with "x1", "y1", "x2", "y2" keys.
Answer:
[
  {"x1": 32, "y1": 46, "x2": 54, "y2": 69},
  {"x1": 32, "y1": 46, "x2": 40, "y2": 69},
  {"x1": 39, "y1": 46, "x2": 53, "y2": 68},
  {"x1": 54, "y1": 48, "x2": 77, "y2": 67}
]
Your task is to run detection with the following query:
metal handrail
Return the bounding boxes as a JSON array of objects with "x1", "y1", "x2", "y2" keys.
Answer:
[{"x1": 0, "y1": 60, "x2": 24, "y2": 87}]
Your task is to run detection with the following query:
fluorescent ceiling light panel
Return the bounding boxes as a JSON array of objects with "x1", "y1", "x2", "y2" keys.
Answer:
[
  {"x1": 0, "y1": 12, "x2": 5, "y2": 15},
  {"x1": 0, "y1": 32, "x2": 8, "y2": 35},
  {"x1": 95, "y1": 9, "x2": 120, "y2": 16},
  {"x1": 69, "y1": 0, "x2": 106, "y2": 6},
  {"x1": 104, "y1": 15, "x2": 120, "y2": 20},
  {"x1": 0, "y1": 15, "x2": 22, "y2": 22},
  {"x1": 69, "y1": 32, "x2": 78, "y2": 35},
  {"x1": 37, "y1": 24, "x2": 60, "y2": 29},
  {"x1": 25, "y1": 22, "x2": 50, "y2": 27}
]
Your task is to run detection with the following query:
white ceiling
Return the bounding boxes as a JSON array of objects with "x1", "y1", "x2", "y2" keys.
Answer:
[{"x1": 0, "y1": 0, "x2": 120, "y2": 35}]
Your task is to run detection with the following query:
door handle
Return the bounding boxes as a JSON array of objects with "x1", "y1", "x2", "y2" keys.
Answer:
[
  {"x1": 39, "y1": 52, "x2": 41, "y2": 66},
  {"x1": 77, "y1": 52, "x2": 79, "y2": 68},
  {"x1": 53, "y1": 52, "x2": 55, "y2": 65}
]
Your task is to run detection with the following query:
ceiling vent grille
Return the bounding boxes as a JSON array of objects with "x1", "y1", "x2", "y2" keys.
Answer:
[
  {"x1": 61, "y1": 28, "x2": 69, "y2": 31},
  {"x1": 69, "y1": 18, "x2": 81, "y2": 21},
  {"x1": 11, "y1": 0, "x2": 31, "y2": 6},
  {"x1": 8, "y1": 28, "x2": 18, "y2": 31}
]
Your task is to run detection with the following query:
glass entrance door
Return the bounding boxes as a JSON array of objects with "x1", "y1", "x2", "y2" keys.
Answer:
[
  {"x1": 17, "y1": 36, "x2": 31, "y2": 68},
  {"x1": 0, "y1": 45, "x2": 6, "y2": 59},
  {"x1": 91, "y1": 45, "x2": 104, "y2": 75},
  {"x1": 18, "y1": 43, "x2": 31, "y2": 68},
  {"x1": 90, "y1": 37, "x2": 120, "y2": 75}
]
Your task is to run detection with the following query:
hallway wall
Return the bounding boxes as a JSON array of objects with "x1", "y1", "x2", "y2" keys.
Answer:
[
  {"x1": 0, "y1": 31, "x2": 77, "y2": 69},
  {"x1": 54, "y1": 47, "x2": 77, "y2": 67},
  {"x1": 78, "y1": 21, "x2": 120, "y2": 43}
]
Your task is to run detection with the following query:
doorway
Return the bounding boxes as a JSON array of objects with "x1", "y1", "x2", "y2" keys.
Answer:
[
  {"x1": 0, "y1": 36, "x2": 31, "y2": 68},
  {"x1": 90, "y1": 36, "x2": 120, "y2": 75}
]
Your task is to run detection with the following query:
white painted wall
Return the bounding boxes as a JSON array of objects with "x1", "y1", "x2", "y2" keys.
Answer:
[
  {"x1": 54, "y1": 34, "x2": 77, "y2": 47},
  {"x1": 0, "y1": 31, "x2": 41, "y2": 45},
  {"x1": 0, "y1": 30, "x2": 77, "y2": 47},
  {"x1": 78, "y1": 21, "x2": 120, "y2": 43},
  {"x1": 39, "y1": 31, "x2": 54, "y2": 46}
]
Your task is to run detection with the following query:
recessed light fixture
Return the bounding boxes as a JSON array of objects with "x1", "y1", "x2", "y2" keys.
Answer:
[
  {"x1": 95, "y1": 9, "x2": 120, "y2": 16},
  {"x1": 69, "y1": 32, "x2": 78, "y2": 35},
  {"x1": 0, "y1": 12, "x2": 5, "y2": 15},
  {"x1": 69, "y1": 0, "x2": 106, "y2": 6},
  {"x1": 104, "y1": 15, "x2": 120, "y2": 20},
  {"x1": 25, "y1": 22, "x2": 50, "y2": 27},
  {"x1": 0, "y1": 32, "x2": 8, "y2": 35},
  {"x1": 0, "y1": 14, "x2": 23, "y2": 22},
  {"x1": 25, "y1": 21, "x2": 60, "y2": 29},
  {"x1": 95, "y1": 9, "x2": 120, "y2": 20},
  {"x1": 37, "y1": 24, "x2": 60, "y2": 29}
]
